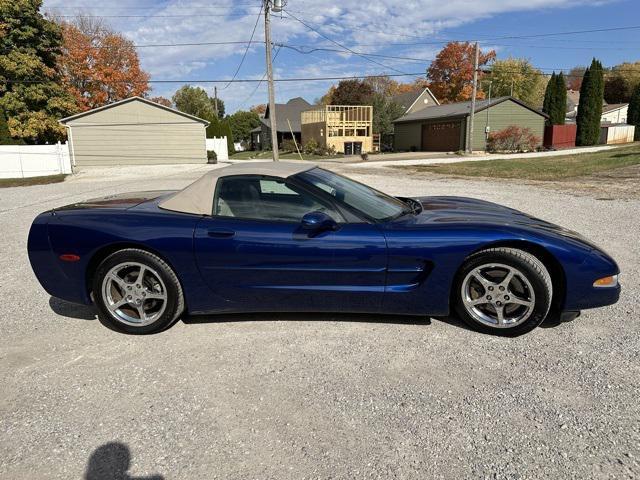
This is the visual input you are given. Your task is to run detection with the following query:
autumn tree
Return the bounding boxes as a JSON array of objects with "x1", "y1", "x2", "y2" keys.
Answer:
[
  {"x1": 576, "y1": 59, "x2": 605, "y2": 146},
  {"x1": 0, "y1": 110, "x2": 22, "y2": 144},
  {"x1": 0, "y1": 0, "x2": 77, "y2": 143},
  {"x1": 488, "y1": 57, "x2": 547, "y2": 107},
  {"x1": 250, "y1": 104, "x2": 267, "y2": 116},
  {"x1": 567, "y1": 66, "x2": 586, "y2": 91},
  {"x1": 329, "y1": 80, "x2": 374, "y2": 105},
  {"x1": 427, "y1": 42, "x2": 496, "y2": 103},
  {"x1": 150, "y1": 96, "x2": 172, "y2": 107},
  {"x1": 603, "y1": 62, "x2": 640, "y2": 103},
  {"x1": 59, "y1": 17, "x2": 150, "y2": 111}
]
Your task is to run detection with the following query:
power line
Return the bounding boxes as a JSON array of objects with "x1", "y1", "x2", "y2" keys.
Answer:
[
  {"x1": 221, "y1": 3, "x2": 264, "y2": 89},
  {"x1": 49, "y1": 12, "x2": 263, "y2": 18},
  {"x1": 5, "y1": 72, "x2": 427, "y2": 85},
  {"x1": 275, "y1": 43, "x2": 434, "y2": 64},
  {"x1": 282, "y1": 9, "x2": 418, "y2": 78},
  {"x1": 239, "y1": 45, "x2": 283, "y2": 109}
]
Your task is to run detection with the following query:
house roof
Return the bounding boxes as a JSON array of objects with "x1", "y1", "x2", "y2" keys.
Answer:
[
  {"x1": 263, "y1": 97, "x2": 312, "y2": 132},
  {"x1": 392, "y1": 87, "x2": 439, "y2": 111},
  {"x1": 159, "y1": 162, "x2": 316, "y2": 215},
  {"x1": 602, "y1": 103, "x2": 628, "y2": 113},
  {"x1": 393, "y1": 96, "x2": 548, "y2": 123},
  {"x1": 59, "y1": 96, "x2": 210, "y2": 125}
]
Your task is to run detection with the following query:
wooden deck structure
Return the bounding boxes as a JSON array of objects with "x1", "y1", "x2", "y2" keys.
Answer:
[{"x1": 301, "y1": 105, "x2": 374, "y2": 154}]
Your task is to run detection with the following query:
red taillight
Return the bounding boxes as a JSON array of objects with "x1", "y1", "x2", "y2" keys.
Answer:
[{"x1": 59, "y1": 254, "x2": 81, "y2": 262}]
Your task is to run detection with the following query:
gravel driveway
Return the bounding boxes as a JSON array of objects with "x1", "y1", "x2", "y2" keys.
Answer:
[{"x1": 1, "y1": 164, "x2": 638, "y2": 479}]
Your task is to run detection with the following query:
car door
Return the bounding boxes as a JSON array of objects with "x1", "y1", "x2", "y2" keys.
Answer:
[{"x1": 193, "y1": 175, "x2": 388, "y2": 314}]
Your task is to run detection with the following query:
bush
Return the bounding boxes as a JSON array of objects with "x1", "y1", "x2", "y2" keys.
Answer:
[
  {"x1": 302, "y1": 139, "x2": 319, "y2": 155},
  {"x1": 207, "y1": 150, "x2": 217, "y2": 163},
  {"x1": 486, "y1": 126, "x2": 541, "y2": 153},
  {"x1": 281, "y1": 139, "x2": 298, "y2": 153}
]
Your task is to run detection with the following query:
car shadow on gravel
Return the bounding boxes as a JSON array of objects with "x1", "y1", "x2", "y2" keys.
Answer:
[
  {"x1": 182, "y1": 311, "x2": 436, "y2": 327},
  {"x1": 49, "y1": 297, "x2": 97, "y2": 320}
]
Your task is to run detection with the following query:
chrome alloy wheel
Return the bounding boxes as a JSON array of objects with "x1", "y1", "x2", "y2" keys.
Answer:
[
  {"x1": 461, "y1": 263, "x2": 536, "y2": 328},
  {"x1": 101, "y1": 262, "x2": 168, "y2": 327}
]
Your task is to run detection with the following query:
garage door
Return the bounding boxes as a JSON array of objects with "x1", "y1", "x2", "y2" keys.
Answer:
[{"x1": 421, "y1": 121, "x2": 463, "y2": 151}]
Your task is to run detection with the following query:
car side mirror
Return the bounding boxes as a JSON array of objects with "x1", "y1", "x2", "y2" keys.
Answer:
[{"x1": 301, "y1": 211, "x2": 338, "y2": 232}]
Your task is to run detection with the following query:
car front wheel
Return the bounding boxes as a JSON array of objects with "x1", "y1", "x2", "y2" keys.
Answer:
[
  {"x1": 454, "y1": 247, "x2": 553, "y2": 336},
  {"x1": 93, "y1": 249, "x2": 184, "y2": 334}
]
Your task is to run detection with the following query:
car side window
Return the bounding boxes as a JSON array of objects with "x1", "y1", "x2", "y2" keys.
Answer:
[{"x1": 214, "y1": 175, "x2": 343, "y2": 223}]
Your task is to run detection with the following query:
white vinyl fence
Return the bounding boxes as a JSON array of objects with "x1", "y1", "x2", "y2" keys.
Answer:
[
  {"x1": 599, "y1": 124, "x2": 636, "y2": 145},
  {"x1": 0, "y1": 142, "x2": 72, "y2": 179},
  {"x1": 205, "y1": 136, "x2": 228, "y2": 162}
]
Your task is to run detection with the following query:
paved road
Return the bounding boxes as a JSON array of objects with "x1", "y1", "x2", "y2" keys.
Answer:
[{"x1": 1, "y1": 164, "x2": 638, "y2": 479}]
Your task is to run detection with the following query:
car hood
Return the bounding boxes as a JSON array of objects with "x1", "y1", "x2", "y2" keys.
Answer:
[
  {"x1": 397, "y1": 196, "x2": 600, "y2": 248},
  {"x1": 54, "y1": 190, "x2": 176, "y2": 211}
]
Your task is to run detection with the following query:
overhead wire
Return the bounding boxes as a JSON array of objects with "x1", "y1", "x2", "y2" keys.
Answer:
[{"x1": 221, "y1": 2, "x2": 264, "y2": 89}]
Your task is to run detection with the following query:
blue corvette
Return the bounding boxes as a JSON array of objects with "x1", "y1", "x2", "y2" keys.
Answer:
[{"x1": 28, "y1": 162, "x2": 620, "y2": 336}]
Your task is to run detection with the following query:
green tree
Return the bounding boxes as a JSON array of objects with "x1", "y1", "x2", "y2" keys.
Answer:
[
  {"x1": 489, "y1": 57, "x2": 547, "y2": 107},
  {"x1": 209, "y1": 97, "x2": 225, "y2": 118},
  {"x1": 227, "y1": 110, "x2": 260, "y2": 146},
  {"x1": 330, "y1": 80, "x2": 374, "y2": 105},
  {"x1": 553, "y1": 72, "x2": 567, "y2": 125},
  {"x1": 221, "y1": 121, "x2": 235, "y2": 155},
  {"x1": 628, "y1": 83, "x2": 640, "y2": 141},
  {"x1": 576, "y1": 59, "x2": 605, "y2": 146},
  {"x1": 205, "y1": 114, "x2": 222, "y2": 138},
  {"x1": 543, "y1": 72, "x2": 557, "y2": 122},
  {"x1": 0, "y1": 0, "x2": 77, "y2": 143},
  {"x1": 172, "y1": 85, "x2": 215, "y2": 119},
  {"x1": 604, "y1": 75, "x2": 631, "y2": 103},
  {"x1": 371, "y1": 94, "x2": 404, "y2": 135}
]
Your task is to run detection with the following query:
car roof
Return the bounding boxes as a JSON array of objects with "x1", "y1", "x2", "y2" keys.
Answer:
[{"x1": 158, "y1": 161, "x2": 317, "y2": 215}]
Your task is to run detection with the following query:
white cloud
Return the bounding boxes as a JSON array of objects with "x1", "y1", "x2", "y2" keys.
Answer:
[{"x1": 43, "y1": 0, "x2": 616, "y2": 111}]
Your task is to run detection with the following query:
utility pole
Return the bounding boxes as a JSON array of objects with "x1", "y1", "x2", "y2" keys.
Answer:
[
  {"x1": 466, "y1": 41, "x2": 480, "y2": 154},
  {"x1": 264, "y1": 0, "x2": 279, "y2": 161},
  {"x1": 213, "y1": 86, "x2": 219, "y2": 118}
]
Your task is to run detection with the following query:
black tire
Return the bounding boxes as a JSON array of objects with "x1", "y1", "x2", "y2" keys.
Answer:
[
  {"x1": 453, "y1": 247, "x2": 553, "y2": 336},
  {"x1": 92, "y1": 248, "x2": 185, "y2": 334}
]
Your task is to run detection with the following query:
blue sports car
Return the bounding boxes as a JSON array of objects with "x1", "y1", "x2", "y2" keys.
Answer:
[{"x1": 28, "y1": 162, "x2": 620, "y2": 336}]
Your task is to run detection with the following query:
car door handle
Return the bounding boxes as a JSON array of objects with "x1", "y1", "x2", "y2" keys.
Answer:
[{"x1": 207, "y1": 228, "x2": 235, "y2": 238}]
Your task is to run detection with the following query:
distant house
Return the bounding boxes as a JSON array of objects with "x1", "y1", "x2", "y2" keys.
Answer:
[
  {"x1": 391, "y1": 87, "x2": 439, "y2": 115},
  {"x1": 301, "y1": 105, "x2": 373, "y2": 154},
  {"x1": 565, "y1": 89, "x2": 628, "y2": 124},
  {"x1": 393, "y1": 96, "x2": 547, "y2": 152},
  {"x1": 601, "y1": 103, "x2": 628, "y2": 124},
  {"x1": 251, "y1": 97, "x2": 311, "y2": 150},
  {"x1": 60, "y1": 96, "x2": 209, "y2": 166}
]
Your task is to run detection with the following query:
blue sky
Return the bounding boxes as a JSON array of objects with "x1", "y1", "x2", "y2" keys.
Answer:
[{"x1": 43, "y1": 0, "x2": 640, "y2": 113}]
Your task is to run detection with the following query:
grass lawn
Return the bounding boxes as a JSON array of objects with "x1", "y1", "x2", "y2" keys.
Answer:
[
  {"x1": 402, "y1": 144, "x2": 640, "y2": 181},
  {"x1": 230, "y1": 150, "x2": 343, "y2": 161},
  {"x1": 0, "y1": 174, "x2": 68, "y2": 188}
]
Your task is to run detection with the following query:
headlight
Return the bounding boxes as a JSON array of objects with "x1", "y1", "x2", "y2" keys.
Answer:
[{"x1": 593, "y1": 275, "x2": 619, "y2": 288}]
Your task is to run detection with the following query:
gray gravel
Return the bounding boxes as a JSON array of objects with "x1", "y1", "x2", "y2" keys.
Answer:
[{"x1": 0, "y1": 163, "x2": 638, "y2": 479}]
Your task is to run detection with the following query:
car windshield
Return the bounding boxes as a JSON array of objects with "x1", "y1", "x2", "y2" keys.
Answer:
[{"x1": 296, "y1": 168, "x2": 411, "y2": 222}]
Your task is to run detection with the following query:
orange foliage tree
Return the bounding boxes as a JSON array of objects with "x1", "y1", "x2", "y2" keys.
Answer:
[
  {"x1": 150, "y1": 96, "x2": 172, "y2": 107},
  {"x1": 427, "y1": 42, "x2": 495, "y2": 103},
  {"x1": 59, "y1": 19, "x2": 150, "y2": 111}
]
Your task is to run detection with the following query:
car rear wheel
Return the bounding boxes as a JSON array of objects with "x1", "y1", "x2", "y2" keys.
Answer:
[
  {"x1": 93, "y1": 249, "x2": 184, "y2": 334},
  {"x1": 454, "y1": 247, "x2": 552, "y2": 336}
]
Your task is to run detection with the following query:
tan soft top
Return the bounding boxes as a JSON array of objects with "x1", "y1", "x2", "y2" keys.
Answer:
[{"x1": 159, "y1": 161, "x2": 317, "y2": 215}]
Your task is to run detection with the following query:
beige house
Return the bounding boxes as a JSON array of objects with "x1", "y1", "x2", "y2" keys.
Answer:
[
  {"x1": 60, "y1": 97, "x2": 209, "y2": 166},
  {"x1": 301, "y1": 105, "x2": 373, "y2": 154}
]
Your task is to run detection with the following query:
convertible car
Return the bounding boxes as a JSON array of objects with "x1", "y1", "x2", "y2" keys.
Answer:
[{"x1": 28, "y1": 162, "x2": 620, "y2": 336}]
